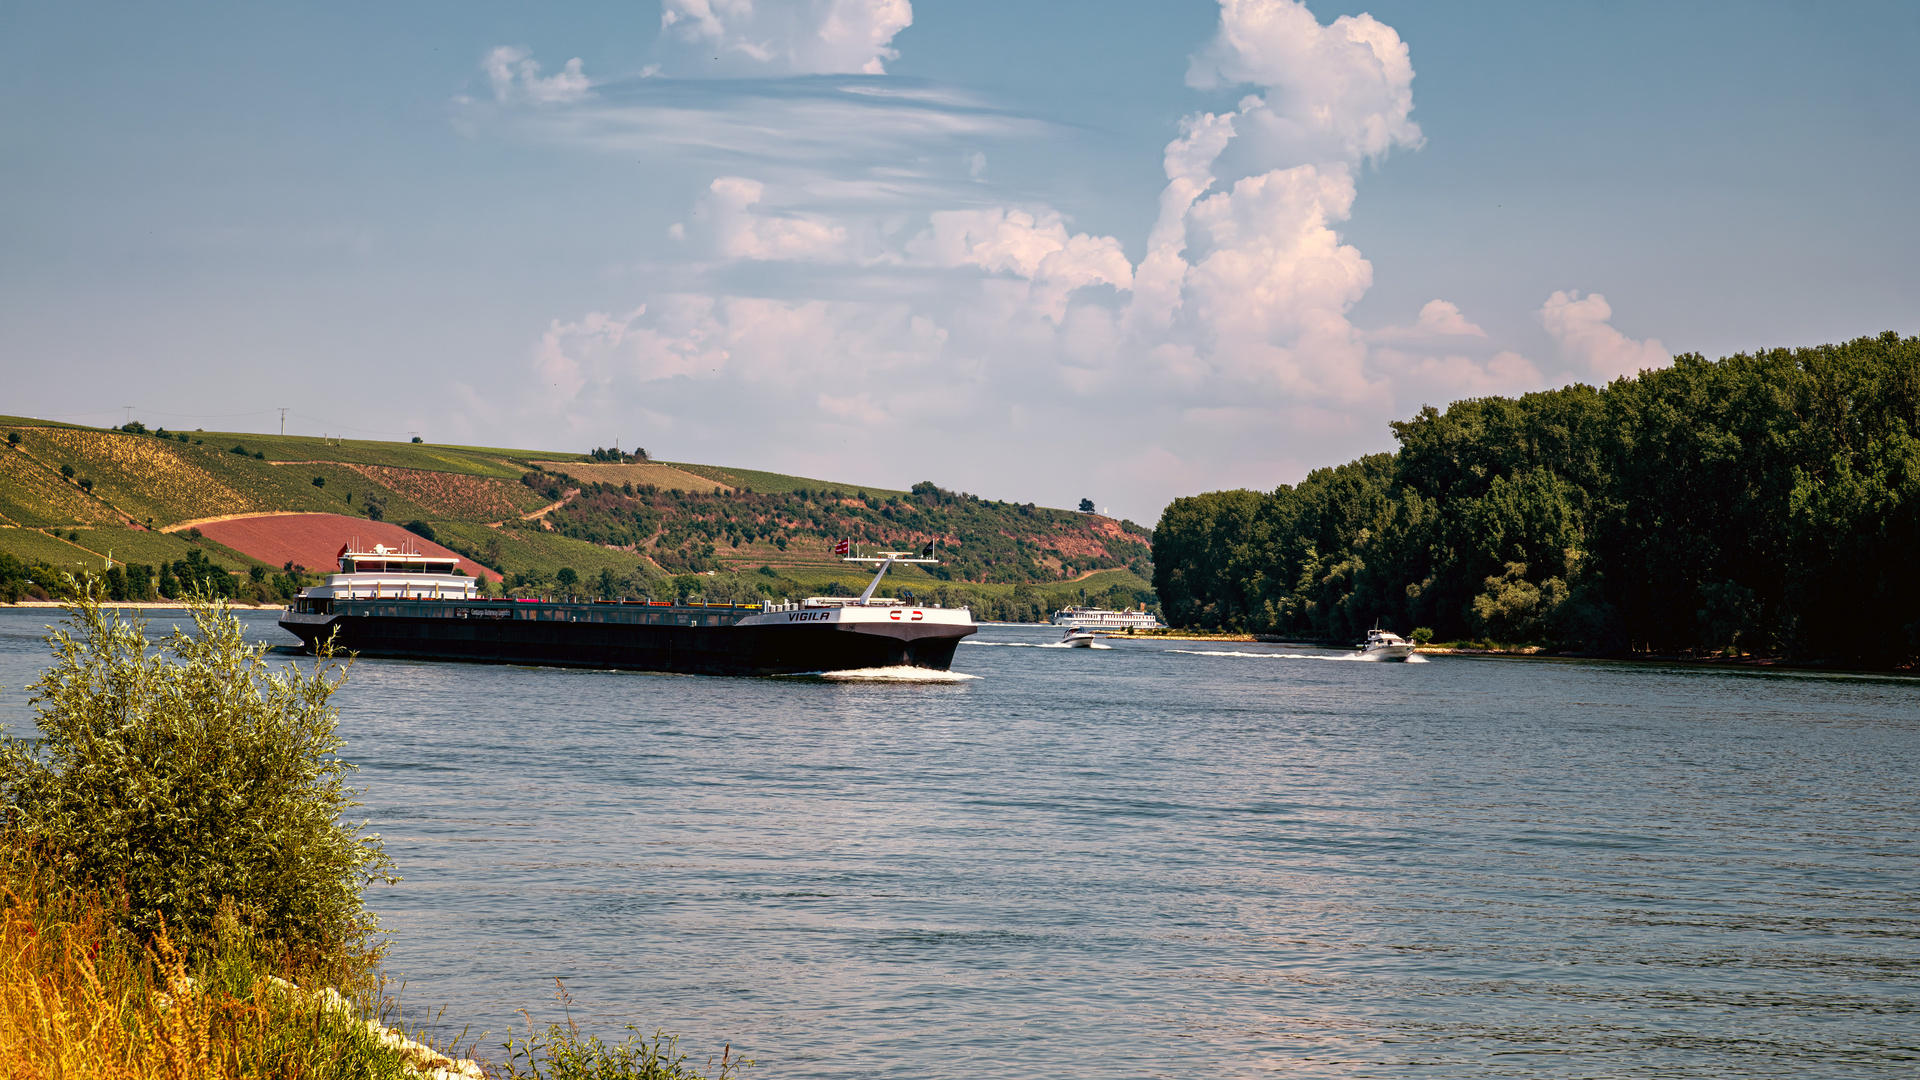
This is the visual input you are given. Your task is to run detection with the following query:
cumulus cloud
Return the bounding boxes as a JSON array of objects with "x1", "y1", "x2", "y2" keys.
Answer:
[
  {"x1": 1188, "y1": 0, "x2": 1421, "y2": 169},
  {"x1": 660, "y1": 0, "x2": 913, "y2": 75},
  {"x1": 700, "y1": 176, "x2": 851, "y2": 261},
  {"x1": 484, "y1": 46, "x2": 592, "y2": 104},
  {"x1": 1541, "y1": 290, "x2": 1669, "y2": 381},
  {"x1": 1369, "y1": 299, "x2": 1487, "y2": 343},
  {"x1": 489, "y1": 1, "x2": 1666, "y2": 519},
  {"x1": 905, "y1": 208, "x2": 1132, "y2": 322}
]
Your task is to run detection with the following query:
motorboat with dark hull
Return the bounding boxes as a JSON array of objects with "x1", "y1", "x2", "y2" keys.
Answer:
[{"x1": 279, "y1": 541, "x2": 976, "y2": 676}]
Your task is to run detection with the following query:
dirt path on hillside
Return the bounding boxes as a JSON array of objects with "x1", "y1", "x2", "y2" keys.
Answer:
[
  {"x1": 163, "y1": 510, "x2": 311, "y2": 533},
  {"x1": 481, "y1": 489, "x2": 579, "y2": 529}
]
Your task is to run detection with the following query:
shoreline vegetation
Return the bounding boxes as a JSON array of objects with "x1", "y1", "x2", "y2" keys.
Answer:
[
  {"x1": 0, "y1": 589, "x2": 751, "y2": 1079},
  {"x1": 1151, "y1": 332, "x2": 1920, "y2": 671}
]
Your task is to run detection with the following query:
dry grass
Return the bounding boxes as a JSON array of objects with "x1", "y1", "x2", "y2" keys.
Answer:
[
  {"x1": 0, "y1": 446, "x2": 120, "y2": 528},
  {"x1": 14, "y1": 429, "x2": 258, "y2": 526},
  {"x1": 0, "y1": 844, "x2": 431, "y2": 1080},
  {"x1": 338, "y1": 466, "x2": 543, "y2": 520},
  {"x1": 527, "y1": 462, "x2": 733, "y2": 493}
]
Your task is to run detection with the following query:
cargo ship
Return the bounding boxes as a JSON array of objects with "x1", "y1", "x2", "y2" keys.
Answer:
[{"x1": 279, "y1": 541, "x2": 976, "y2": 676}]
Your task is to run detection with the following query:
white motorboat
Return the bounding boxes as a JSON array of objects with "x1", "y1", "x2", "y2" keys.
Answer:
[
  {"x1": 1358, "y1": 625, "x2": 1416, "y2": 661},
  {"x1": 1060, "y1": 626, "x2": 1098, "y2": 648}
]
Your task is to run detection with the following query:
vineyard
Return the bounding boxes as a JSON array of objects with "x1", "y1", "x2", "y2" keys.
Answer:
[{"x1": 0, "y1": 417, "x2": 1157, "y2": 617}]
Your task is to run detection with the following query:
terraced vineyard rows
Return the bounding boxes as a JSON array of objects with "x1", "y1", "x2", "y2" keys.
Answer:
[{"x1": 1, "y1": 420, "x2": 1158, "y2": 618}]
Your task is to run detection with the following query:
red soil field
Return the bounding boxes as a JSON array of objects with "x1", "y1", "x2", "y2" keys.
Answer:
[{"x1": 193, "y1": 514, "x2": 496, "y2": 581}]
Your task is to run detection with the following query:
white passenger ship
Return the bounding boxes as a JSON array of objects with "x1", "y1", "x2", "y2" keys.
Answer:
[{"x1": 1048, "y1": 605, "x2": 1161, "y2": 630}]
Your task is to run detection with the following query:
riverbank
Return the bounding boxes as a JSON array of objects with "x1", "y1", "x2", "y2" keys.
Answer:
[
  {"x1": 1122, "y1": 629, "x2": 1257, "y2": 642},
  {"x1": 1, "y1": 599, "x2": 278, "y2": 610},
  {"x1": 1417, "y1": 643, "x2": 1917, "y2": 675}
]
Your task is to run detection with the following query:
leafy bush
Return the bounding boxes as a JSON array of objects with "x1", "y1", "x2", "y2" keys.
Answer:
[{"x1": 0, "y1": 591, "x2": 396, "y2": 962}]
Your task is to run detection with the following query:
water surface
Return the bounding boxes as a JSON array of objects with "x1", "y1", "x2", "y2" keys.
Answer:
[{"x1": 2, "y1": 608, "x2": 1915, "y2": 1076}]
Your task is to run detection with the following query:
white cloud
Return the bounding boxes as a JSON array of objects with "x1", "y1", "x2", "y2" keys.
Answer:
[
  {"x1": 1368, "y1": 299, "x2": 1487, "y2": 343},
  {"x1": 1188, "y1": 0, "x2": 1421, "y2": 169},
  {"x1": 1540, "y1": 290, "x2": 1670, "y2": 382},
  {"x1": 484, "y1": 46, "x2": 592, "y2": 104},
  {"x1": 660, "y1": 0, "x2": 913, "y2": 75},
  {"x1": 486, "y1": 2, "x2": 1672, "y2": 520},
  {"x1": 701, "y1": 176, "x2": 851, "y2": 261},
  {"x1": 1371, "y1": 347, "x2": 1542, "y2": 406},
  {"x1": 904, "y1": 208, "x2": 1132, "y2": 321}
]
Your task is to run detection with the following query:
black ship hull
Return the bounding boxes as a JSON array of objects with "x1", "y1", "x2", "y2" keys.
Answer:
[{"x1": 278, "y1": 598, "x2": 971, "y2": 676}]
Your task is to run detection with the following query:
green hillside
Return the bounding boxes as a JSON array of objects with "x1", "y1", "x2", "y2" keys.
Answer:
[{"x1": 0, "y1": 420, "x2": 1156, "y2": 619}]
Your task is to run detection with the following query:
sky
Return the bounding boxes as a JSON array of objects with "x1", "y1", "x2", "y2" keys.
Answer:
[{"x1": 3, "y1": 0, "x2": 1917, "y2": 524}]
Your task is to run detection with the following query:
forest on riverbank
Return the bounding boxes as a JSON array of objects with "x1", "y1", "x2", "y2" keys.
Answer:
[{"x1": 1152, "y1": 332, "x2": 1920, "y2": 667}]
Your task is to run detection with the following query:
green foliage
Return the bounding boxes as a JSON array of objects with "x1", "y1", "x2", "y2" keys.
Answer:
[
  {"x1": 0, "y1": 591, "x2": 397, "y2": 960},
  {"x1": 1411, "y1": 627, "x2": 1434, "y2": 645},
  {"x1": 1155, "y1": 332, "x2": 1920, "y2": 664},
  {"x1": 403, "y1": 519, "x2": 436, "y2": 543},
  {"x1": 500, "y1": 983, "x2": 750, "y2": 1080}
]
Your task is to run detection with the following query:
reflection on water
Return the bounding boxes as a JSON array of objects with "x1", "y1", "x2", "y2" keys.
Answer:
[{"x1": 1, "y1": 610, "x2": 1916, "y2": 1077}]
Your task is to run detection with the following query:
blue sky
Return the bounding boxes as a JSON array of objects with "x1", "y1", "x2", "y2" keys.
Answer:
[{"x1": 4, "y1": 0, "x2": 1916, "y2": 523}]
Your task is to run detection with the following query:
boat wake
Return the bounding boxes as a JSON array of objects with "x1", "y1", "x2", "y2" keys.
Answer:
[
  {"x1": 814, "y1": 666, "x2": 982, "y2": 682},
  {"x1": 966, "y1": 641, "x2": 1114, "y2": 650},
  {"x1": 1170, "y1": 649, "x2": 1427, "y2": 663}
]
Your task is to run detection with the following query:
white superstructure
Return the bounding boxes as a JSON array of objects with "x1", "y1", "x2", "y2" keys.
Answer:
[
  {"x1": 1049, "y1": 605, "x2": 1161, "y2": 629},
  {"x1": 303, "y1": 540, "x2": 479, "y2": 601},
  {"x1": 1357, "y1": 626, "x2": 1416, "y2": 661}
]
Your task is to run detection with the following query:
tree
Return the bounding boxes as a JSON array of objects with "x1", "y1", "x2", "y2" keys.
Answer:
[
  {"x1": 1078, "y1": 498, "x2": 1095, "y2": 513},
  {"x1": 0, "y1": 592, "x2": 396, "y2": 955},
  {"x1": 403, "y1": 520, "x2": 436, "y2": 543},
  {"x1": 78, "y1": 477, "x2": 93, "y2": 493},
  {"x1": 556, "y1": 567, "x2": 579, "y2": 595},
  {"x1": 597, "y1": 567, "x2": 619, "y2": 600},
  {"x1": 312, "y1": 476, "x2": 326, "y2": 488},
  {"x1": 60, "y1": 463, "x2": 75, "y2": 479},
  {"x1": 410, "y1": 436, "x2": 423, "y2": 443},
  {"x1": 7, "y1": 431, "x2": 20, "y2": 446}
]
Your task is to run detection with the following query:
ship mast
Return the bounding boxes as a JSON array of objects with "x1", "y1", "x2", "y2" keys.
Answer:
[{"x1": 842, "y1": 544, "x2": 938, "y2": 606}]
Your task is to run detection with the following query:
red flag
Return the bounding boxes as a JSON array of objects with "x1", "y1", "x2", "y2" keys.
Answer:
[{"x1": 833, "y1": 538, "x2": 850, "y2": 556}]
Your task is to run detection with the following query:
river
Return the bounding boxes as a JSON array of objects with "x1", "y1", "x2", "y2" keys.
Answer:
[{"x1": 2, "y1": 607, "x2": 1916, "y2": 1077}]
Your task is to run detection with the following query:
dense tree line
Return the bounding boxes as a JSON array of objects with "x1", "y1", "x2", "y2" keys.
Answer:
[
  {"x1": 0, "y1": 548, "x2": 311, "y2": 605},
  {"x1": 1153, "y1": 332, "x2": 1920, "y2": 666}
]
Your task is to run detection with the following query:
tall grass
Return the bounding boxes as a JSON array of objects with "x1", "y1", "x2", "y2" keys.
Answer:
[{"x1": 0, "y1": 839, "x2": 429, "y2": 1079}]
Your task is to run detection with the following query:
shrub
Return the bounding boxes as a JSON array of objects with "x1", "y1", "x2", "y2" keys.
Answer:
[
  {"x1": 403, "y1": 520, "x2": 436, "y2": 544},
  {"x1": 1411, "y1": 627, "x2": 1434, "y2": 645},
  {"x1": 0, "y1": 591, "x2": 396, "y2": 963}
]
